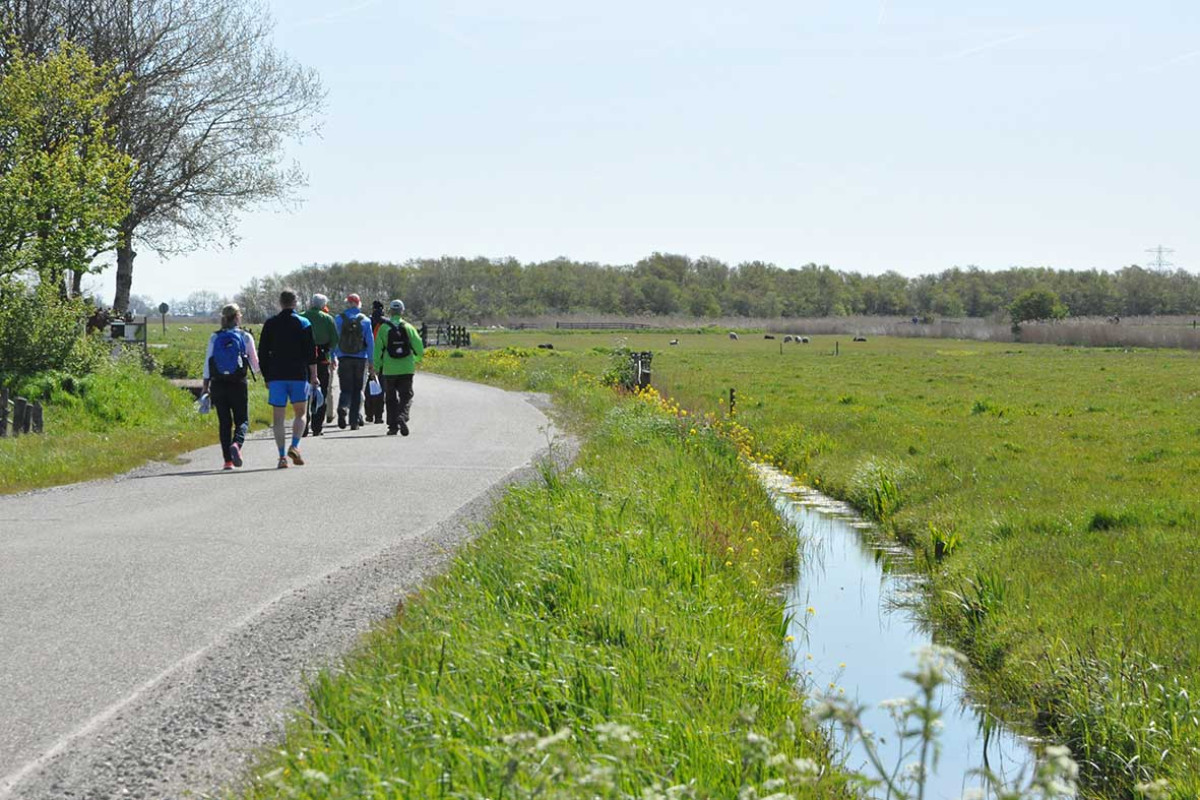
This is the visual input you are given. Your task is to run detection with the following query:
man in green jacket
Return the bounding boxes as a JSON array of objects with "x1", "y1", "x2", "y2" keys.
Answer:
[
  {"x1": 372, "y1": 299, "x2": 425, "y2": 436},
  {"x1": 302, "y1": 293, "x2": 339, "y2": 436}
]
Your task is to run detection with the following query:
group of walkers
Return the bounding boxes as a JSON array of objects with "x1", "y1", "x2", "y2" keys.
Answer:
[{"x1": 200, "y1": 289, "x2": 425, "y2": 470}]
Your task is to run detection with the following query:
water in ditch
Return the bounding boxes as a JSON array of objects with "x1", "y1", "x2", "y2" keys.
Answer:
[{"x1": 756, "y1": 464, "x2": 1044, "y2": 799}]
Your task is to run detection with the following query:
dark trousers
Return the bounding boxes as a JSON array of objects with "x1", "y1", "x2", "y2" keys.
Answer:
[
  {"x1": 337, "y1": 358, "x2": 367, "y2": 423},
  {"x1": 305, "y1": 362, "x2": 332, "y2": 435},
  {"x1": 384, "y1": 373, "x2": 414, "y2": 430},
  {"x1": 364, "y1": 389, "x2": 384, "y2": 423},
  {"x1": 211, "y1": 380, "x2": 248, "y2": 461}
]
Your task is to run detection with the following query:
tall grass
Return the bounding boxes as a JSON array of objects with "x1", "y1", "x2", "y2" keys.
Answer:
[{"x1": 243, "y1": 375, "x2": 847, "y2": 798}]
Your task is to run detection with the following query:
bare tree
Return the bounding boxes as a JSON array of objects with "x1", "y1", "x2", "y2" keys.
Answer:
[{"x1": 1, "y1": 0, "x2": 325, "y2": 309}]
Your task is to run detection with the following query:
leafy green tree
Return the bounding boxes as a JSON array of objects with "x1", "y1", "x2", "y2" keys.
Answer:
[
  {"x1": 1010, "y1": 287, "x2": 1068, "y2": 325},
  {"x1": 0, "y1": 38, "x2": 132, "y2": 293}
]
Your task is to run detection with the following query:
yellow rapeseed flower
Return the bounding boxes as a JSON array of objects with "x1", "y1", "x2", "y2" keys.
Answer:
[
  {"x1": 725, "y1": 560, "x2": 733, "y2": 567},
  {"x1": 784, "y1": 635, "x2": 795, "y2": 643},
  {"x1": 806, "y1": 606, "x2": 815, "y2": 615}
]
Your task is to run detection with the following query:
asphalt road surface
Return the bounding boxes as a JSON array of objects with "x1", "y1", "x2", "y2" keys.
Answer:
[{"x1": 0, "y1": 374, "x2": 559, "y2": 799}]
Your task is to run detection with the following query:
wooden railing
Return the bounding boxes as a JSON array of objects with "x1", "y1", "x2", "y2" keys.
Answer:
[{"x1": 0, "y1": 388, "x2": 44, "y2": 437}]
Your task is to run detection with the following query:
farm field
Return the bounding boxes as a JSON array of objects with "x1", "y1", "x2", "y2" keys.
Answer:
[{"x1": 424, "y1": 331, "x2": 1200, "y2": 797}]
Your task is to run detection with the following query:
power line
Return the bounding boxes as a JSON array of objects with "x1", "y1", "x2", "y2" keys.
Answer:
[{"x1": 1146, "y1": 244, "x2": 1175, "y2": 271}]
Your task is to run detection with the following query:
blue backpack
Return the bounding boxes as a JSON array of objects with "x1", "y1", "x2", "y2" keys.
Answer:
[{"x1": 210, "y1": 329, "x2": 248, "y2": 382}]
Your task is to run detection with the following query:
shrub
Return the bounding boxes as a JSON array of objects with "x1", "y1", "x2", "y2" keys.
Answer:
[{"x1": 0, "y1": 283, "x2": 100, "y2": 379}]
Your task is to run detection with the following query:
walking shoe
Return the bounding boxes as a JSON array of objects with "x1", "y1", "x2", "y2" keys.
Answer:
[
  {"x1": 337, "y1": 408, "x2": 347, "y2": 429},
  {"x1": 229, "y1": 442, "x2": 243, "y2": 468},
  {"x1": 399, "y1": 420, "x2": 409, "y2": 437},
  {"x1": 350, "y1": 423, "x2": 359, "y2": 431},
  {"x1": 223, "y1": 461, "x2": 234, "y2": 471},
  {"x1": 386, "y1": 428, "x2": 398, "y2": 435},
  {"x1": 287, "y1": 446, "x2": 305, "y2": 466},
  {"x1": 276, "y1": 457, "x2": 289, "y2": 469}
]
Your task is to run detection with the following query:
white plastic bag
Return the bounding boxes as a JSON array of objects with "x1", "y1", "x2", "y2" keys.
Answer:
[
  {"x1": 368, "y1": 377, "x2": 382, "y2": 396},
  {"x1": 197, "y1": 392, "x2": 211, "y2": 415},
  {"x1": 311, "y1": 385, "x2": 325, "y2": 409}
]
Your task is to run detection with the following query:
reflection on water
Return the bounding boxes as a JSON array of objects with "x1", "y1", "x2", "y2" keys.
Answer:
[{"x1": 756, "y1": 465, "x2": 1040, "y2": 799}]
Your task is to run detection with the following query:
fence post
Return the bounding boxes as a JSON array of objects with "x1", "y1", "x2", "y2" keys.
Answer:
[
  {"x1": 13, "y1": 397, "x2": 27, "y2": 438},
  {"x1": 0, "y1": 387, "x2": 8, "y2": 437},
  {"x1": 32, "y1": 402, "x2": 44, "y2": 434}
]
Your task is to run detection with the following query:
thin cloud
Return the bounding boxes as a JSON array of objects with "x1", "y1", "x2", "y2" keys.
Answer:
[
  {"x1": 877, "y1": 0, "x2": 888, "y2": 25},
  {"x1": 940, "y1": 30, "x2": 1038, "y2": 61},
  {"x1": 1141, "y1": 48, "x2": 1200, "y2": 73}
]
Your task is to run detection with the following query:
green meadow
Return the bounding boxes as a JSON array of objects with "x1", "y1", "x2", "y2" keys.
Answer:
[{"x1": 419, "y1": 331, "x2": 1200, "y2": 797}]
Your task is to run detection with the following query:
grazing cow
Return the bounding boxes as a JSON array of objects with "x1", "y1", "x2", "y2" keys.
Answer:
[
  {"x1": 728, "y1": 331, "x2": 739, "y2": 340},
  {"x1": 669, "y1": 339, "x2": 679, "y2": 346},
  {"x1": 537, "y1": 343, "x2": 554, "y2": 349},
  {"x1": 853, "y1": 336, "x2": 867, "y2": 342},
  {"x1": 783, "y1": 335, "x2": 793, "y2": 343},
  {"x1": 800, "y1": 337, "x2": 810, "y2": 344},
  {"x1": 764, "y1": 334, "x2": 775, "y2": 340}
]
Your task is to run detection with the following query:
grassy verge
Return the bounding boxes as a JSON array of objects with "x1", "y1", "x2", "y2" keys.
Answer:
[
  {"x1": 1, "y1": 324, "x2": 277, "y2": 495},
  {"x1": 423, "y1": 334, "x2": 1200, "y2": 798},
  {"x1": 0, "y1": 356, "x2": 213, "y2": 493},
  {"x1": 244, "y1": 367, "x2": 846, "y2": 799}
]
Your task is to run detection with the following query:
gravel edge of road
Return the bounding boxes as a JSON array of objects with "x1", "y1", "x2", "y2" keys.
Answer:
[{"x1": 9, "y1": 393, "x2": 577, "y2": 800}]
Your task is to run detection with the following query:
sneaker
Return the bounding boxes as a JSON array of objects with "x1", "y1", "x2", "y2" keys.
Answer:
[
  {"x1": 399, "y1": 420, "x2": 409, "y2": 437},
  {"x1": 223, "y1": 461, "x2": 234, "y2": 471},
  {"x1": 287, "y1": 446, "x2": 305, "y2": 466},
  {"x1": 276, "y1": 457, "x2": 289, "y2": 469},
  {"x1": 230, "y1": 442, "x2": 243, "y2": 468},
  {"x1": 386, "y1": 428, "x2": 398, "y2": 436},
  {"x1": 337, "y1": 408, "x2": 347, "y2": 429}
]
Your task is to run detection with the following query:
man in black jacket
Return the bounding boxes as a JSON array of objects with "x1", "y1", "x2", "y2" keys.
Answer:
[{"x1": 258, "y1": 289, "x2": 319, "y2": 469}]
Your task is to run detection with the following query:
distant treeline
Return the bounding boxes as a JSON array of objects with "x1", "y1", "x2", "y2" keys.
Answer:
[{"x1": 233, "y1": 254, "x2": 1200, "y2": 323}]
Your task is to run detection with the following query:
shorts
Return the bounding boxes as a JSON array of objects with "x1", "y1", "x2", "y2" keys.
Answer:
[{"x1": 268, "y1": 379, "x2": 311, "y2": 407}]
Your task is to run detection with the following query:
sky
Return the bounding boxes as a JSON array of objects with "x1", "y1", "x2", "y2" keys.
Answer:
[{"x1": 100, "y1": 0, "x2": 1200, "y2": 304}]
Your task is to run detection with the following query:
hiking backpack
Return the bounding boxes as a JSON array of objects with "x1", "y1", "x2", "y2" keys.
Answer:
[
  {"x1": 383, "y1": 320, "x2": 413, "y2": 359},
  {"x1": 338, "y1": 313, "x2": 366, "y2": 353},
  {"x1": 210, "y1": 329, "x2": 247, "y2": 382}
]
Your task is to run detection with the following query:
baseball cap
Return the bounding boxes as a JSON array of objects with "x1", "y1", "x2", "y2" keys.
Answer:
[
  {"x1": 345, "y1": 293, "x2": 361, "y2": 305},
  {"x1": 389, "y1": 299, "x2": 405, "y2": 312}
]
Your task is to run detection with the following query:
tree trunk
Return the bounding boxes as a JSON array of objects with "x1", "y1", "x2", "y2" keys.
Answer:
[
  {"x1": 70, "y1": 269, "x2": 83, "y2": 298},
  {"x1": 114, "y1": 227, "x2": 136, "y2": 312}
]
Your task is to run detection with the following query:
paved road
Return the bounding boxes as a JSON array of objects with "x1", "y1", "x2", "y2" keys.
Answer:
[{"x1": 0, "y1": 375, "x2": 556, "y2": 798}]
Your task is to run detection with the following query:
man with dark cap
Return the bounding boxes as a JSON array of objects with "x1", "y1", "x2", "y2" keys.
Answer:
[{"x1": 363, "y1": 300, "x2": 387, "y2": 424}]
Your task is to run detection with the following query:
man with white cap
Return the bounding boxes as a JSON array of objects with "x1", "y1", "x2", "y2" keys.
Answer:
[
  {"x1": 333, "y1": 293, "x2": 376, "y2": 431},
  {"x1": 372, "y1": 298, "x2": 424, "y2": 436}
]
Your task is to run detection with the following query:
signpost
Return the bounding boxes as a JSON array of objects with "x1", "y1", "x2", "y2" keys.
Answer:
[{"x1": 158, "y1": 302, "x2": 169, "y2": 335}]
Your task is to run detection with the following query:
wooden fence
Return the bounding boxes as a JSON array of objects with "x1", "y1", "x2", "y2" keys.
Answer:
[
  {"x1": 0, "y1": 388, "x2": 44, "y2": 437},
  {"x1": 421, "y1": 323, "x2": 471, "y2": 347},
  {"x1": 556, "y1": 321, "x2": 655, "y2": 330}
]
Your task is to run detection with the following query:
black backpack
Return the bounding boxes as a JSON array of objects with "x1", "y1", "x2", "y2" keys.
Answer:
[{"x1": 383, "y1": 320, "x2": 413, "y2": 359}]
